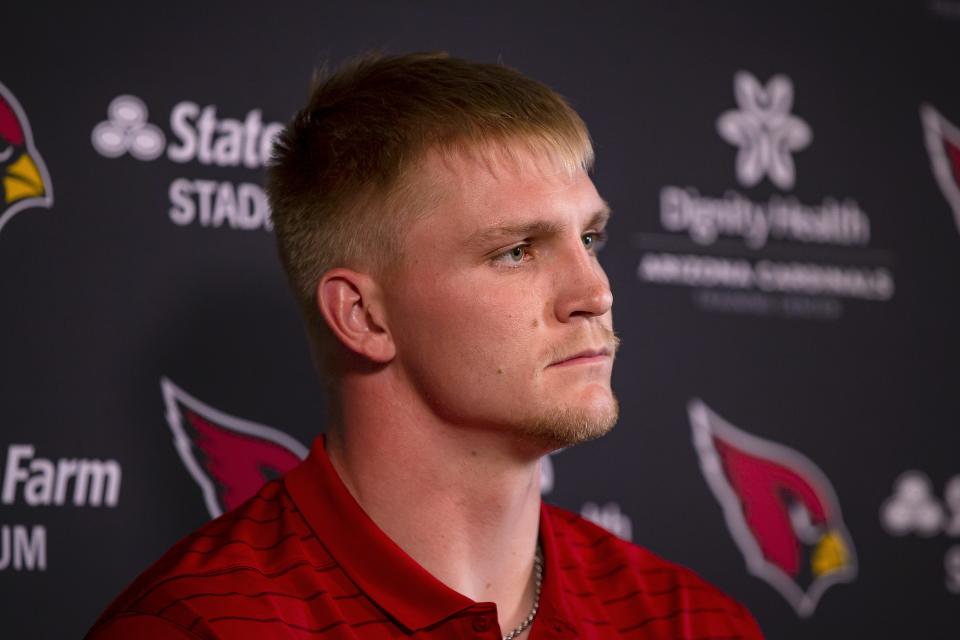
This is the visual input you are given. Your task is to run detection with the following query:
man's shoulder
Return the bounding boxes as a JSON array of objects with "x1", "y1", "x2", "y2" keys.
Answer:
[
  {"x1": 544, "y1": 503, "x2": 764, "y2": 638},
  {"x1": 87, "y1": 480, "x2": 333, "y2": 639}
]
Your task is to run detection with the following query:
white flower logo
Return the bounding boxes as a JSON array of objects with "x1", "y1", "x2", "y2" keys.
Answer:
[{"x1": 717, "y1": 71, "x2": 812, "y2": 190}]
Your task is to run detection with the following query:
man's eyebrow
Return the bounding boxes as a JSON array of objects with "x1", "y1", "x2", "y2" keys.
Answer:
[
  {"x1": 465, "y1": 204, "x2": 612, "y2": 247},
  {"x1": 588, "y1": 204, "x2": 612, "y2": 230}
]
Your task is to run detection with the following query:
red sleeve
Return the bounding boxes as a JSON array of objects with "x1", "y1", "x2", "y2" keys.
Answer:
[{"x1": 86, "y1": 613, "x2": 207, "y2": 639}]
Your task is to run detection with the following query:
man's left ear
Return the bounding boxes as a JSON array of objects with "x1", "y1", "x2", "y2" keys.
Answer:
[{"x1": 316, "y1": 268, "x2": 396, "y2": 364}]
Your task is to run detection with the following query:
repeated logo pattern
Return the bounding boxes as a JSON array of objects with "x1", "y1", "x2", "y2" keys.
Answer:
[
  {"x1": 161, "y1": 377, "x2": 307, "y2": 518},
  {"x1": 881, "y1": 471, "x2": 953, "y2": 536},
  {"x1": 91, "y1": 95, "x2": 166, "y2": 161},
  {"x1": 717, "y1": 71, "x2": 812, "y2": 190},
  {"x1": 689, "y1": 399, "x2": 857, "y2": 617},
  {"x1": 881, "y1": 470, "x2": 960, "y2": 592},
  {"x1": 920, "y1": 104, "x2": 960, "y2": 235},
  {"x1": 0, "y1": 82, "x2": 53, "y2": 237}
]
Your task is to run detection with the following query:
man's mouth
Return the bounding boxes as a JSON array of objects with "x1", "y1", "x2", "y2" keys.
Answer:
[{"x1": 548, "y1": 347, "x2": 612, "y2": 368}]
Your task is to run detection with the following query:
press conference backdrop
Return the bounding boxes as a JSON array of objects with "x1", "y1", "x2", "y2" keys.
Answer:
[{"x1": 2, "y1": 2, "x2": 959, "y2": 637}]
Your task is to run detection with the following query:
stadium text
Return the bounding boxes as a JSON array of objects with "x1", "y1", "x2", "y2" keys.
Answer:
[{"x1": 0, "y1": 525, "x2": 45, "y2": 571}]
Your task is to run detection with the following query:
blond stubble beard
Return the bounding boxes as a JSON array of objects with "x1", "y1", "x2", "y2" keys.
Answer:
[{"x1": 513, "y1": 393, "x2": 620, "y2": 452}]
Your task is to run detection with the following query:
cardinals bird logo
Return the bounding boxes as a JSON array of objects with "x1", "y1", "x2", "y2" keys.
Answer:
[
  {"x1": 689, "y1": 399, "x2": 857, "y2": 617},
  {"x1": 0, "y1": 82, "x2": 53, "y2": 237},
  {"x1": 920, "y1": 104, "x2": 960, "y2": 236},
  {"x1": 161, "y1": 377, "x2": 308, "y2": 518}
]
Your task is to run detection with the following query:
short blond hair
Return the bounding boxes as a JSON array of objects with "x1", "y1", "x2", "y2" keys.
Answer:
[{"x1": 267, "y1": 52, "x2": 594, "y2": 374}]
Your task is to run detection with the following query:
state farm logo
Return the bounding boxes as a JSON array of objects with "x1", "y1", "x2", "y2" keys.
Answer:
[
  {"x1": 920, "y1": 104, "x2": 960, "y2": 236},
  {"x1": 91, "y1": 95, "x2": 165, "y2": 160},
  {"x1": 0, "y1": 81, "x2": 53, "y2": 238},
  {"x1": 1, "y1": 444, "x2": 122, "y2": 572},
  {"x1": 717, "y1": 72, "x2": 812, "y2": 190},
  {"x1": 881, "y1": 470, "x2": 960, "y2": 593},
  {"x1": 91, "y1": 94, "x2": 283, "y2": 231},
  {"x1": 689, "y1": 400, "x2": 856, "y2": 617},
  {"x1": 639, "y1": 70, "x2": 895, "y2": 321}
]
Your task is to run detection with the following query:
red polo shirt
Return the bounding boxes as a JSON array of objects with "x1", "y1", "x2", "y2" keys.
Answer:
[{"x1": 88, "y1": 437, "x2": 764, "y2": 638}]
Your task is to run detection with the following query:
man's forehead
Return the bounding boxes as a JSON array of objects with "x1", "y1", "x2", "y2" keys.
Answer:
[
  {"x1": 415, "y1": 143, "x2": 606, "y2": 226},
  {"x1": 423, "y1": 141, "x2": 586, "y2": 185}
]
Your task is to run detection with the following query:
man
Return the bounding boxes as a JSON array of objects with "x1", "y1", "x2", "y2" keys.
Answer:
[{"x1": 88, "y1": 53, "x2": 764, "y2": 639}]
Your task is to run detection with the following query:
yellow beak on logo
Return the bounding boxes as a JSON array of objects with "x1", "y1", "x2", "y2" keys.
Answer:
[
  {"x1": 4, "y1": 152, "x2": 46, "y2": 204},
  {"x1": 812, "y1": 530, "x2": 849, "y2": 577}
]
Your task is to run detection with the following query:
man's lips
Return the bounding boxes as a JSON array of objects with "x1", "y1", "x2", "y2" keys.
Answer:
[{"x1": 548, "y1": 347, "x2": 612, "y2": 368}]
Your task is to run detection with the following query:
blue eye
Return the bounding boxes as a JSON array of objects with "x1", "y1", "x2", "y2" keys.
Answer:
[
  {"x1": 505, "y1": 245, "x2": 526, "y2": 263},
  {"x1": 492, "y1": 244, "x2": 529, "y2": 267},
  {"x1": 583, "y1": 231, "x2": 607, "y2": 252}
]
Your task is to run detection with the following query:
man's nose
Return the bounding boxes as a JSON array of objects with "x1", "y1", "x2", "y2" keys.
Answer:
[{"x1": 553, "y1": 243, "x2": 613, "y2": 322}]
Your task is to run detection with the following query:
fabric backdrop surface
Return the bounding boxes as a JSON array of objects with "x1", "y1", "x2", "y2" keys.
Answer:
[{"x1": 2, "y1": 1, "x2": 959, "y2": 637}]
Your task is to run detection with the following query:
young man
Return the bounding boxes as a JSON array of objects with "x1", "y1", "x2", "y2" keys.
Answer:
[{"x1": 88, "y1": 53, "x2": 764, "y2": 639}]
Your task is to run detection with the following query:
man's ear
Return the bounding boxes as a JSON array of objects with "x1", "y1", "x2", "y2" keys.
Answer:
[{"x1": 316, "y1": 268, "x2": 396, "y2": 364}]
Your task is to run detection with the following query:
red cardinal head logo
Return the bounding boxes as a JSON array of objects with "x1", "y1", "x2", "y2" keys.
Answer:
[
  {"x1": 161, "y1": 377, "x2": 307, "y2": 518},
  {"x1": 920, "y1": 104, "x2": 960, "y2": 235},
  {"x1": 689, "y1": 399, "x2": 857, "y2": 617},
  {"x1": 0, "y1": 82, "x2": 53, "y2": 236}
]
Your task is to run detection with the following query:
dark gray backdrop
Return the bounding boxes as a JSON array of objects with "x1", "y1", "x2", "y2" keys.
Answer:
[{"x1": 2, "y1": 1, "x2": 959, "y2": 637}]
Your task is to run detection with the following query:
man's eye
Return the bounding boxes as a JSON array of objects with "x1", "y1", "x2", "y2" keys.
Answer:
[
  {"x1": 493, "y1": 244, "x2": 529, "y2": 266},
  {"x1": 583, "y1": 231, "x2": 608, "y2": 252}
]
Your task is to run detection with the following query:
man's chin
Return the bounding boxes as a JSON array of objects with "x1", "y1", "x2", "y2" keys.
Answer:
[{"x1": 514, "y1": 396, "x2": 620, "y2": 452}]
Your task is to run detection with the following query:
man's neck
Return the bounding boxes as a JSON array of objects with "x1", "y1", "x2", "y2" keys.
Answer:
[{"x1": 325, "y1": 374, "x2": 544, "y2": 635}]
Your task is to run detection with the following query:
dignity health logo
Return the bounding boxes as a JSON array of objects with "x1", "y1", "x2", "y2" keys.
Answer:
[
  {"x1": 716, "y1": 72, "x2": 812, "y2": 191},
  {"x1": 91, "y1": 94, "x2": 283, "y2": 231},
  {"x1": 638, "y1": 70, "x2": 895, "y2": 321}
]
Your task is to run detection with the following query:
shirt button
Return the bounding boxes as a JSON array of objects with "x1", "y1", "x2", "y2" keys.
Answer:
[{"x1": 471, "y1": 616, "x2": 492, "y2": 632}]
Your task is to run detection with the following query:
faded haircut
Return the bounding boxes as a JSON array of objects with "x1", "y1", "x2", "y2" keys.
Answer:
[{"x1": 266, "y1": 51, "x2": 594, "y2": 375}]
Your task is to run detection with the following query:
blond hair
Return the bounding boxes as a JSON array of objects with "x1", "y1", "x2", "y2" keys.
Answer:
[{"x1": 267, "y1": 52, "x2": 594, "y2": 374}]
